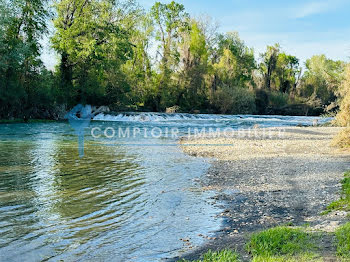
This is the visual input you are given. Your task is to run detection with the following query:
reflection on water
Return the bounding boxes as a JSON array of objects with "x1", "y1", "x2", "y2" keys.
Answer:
[
  {"x1": 0, "y1": 114, "x2": 329, "y2": 261},
  {"x1": 0, "y1": 122, "x2": 221, "y2": 261}
]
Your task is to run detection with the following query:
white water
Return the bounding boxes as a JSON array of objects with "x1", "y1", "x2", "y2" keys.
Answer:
[{"x1": 93, "y1": 112, "x2": 332, "y2": 127}]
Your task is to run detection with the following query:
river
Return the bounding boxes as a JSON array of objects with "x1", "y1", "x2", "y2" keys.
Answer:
[{"x1": 0, "y1": 113, "x2": 331, "y2": 261}]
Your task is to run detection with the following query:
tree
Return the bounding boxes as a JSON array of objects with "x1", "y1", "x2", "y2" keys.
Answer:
[
  {"x1": 52, "y1": 0, "x2": 137, "y2": 107},
  {"x1": 122, "y1": 13, "x2": 156, "y2": 110},
  {"x1": 216, "y1": 32, "x2": 256, "y2": 87},
  {"x1": 177, "y1": 20, "x2": 209, "y2": 110},
  {"x1": 209, "y1": 32, "x2": 256, "y2": 114},
  {"x1": 300, "y1": 55, "x2": 344, "y2": 106},
  {"x1": 275, "y1": 53, "x2": 300, "y2": 94},
  {"x1": 260, "y1": 44, "x2": 280, "y2": 90},
  {"x1": 0, "y1": 0, "x2": 50, "y2": 118},
  {"x1": 150, "y1": 1, "x2": 189, "y2": 110}
]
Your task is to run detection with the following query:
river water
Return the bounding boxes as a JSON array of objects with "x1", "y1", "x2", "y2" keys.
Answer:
[{"x1": 0, "y1": 113, "x2": 331, "y2": 261}]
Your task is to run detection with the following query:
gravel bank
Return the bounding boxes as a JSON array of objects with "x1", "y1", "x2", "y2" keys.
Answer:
[{"x1": 178, "y1": 127, "x2": 350, "y2": 261}]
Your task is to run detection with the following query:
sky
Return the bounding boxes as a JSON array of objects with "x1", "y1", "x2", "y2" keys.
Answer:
[{"x1": 42, "y1": 0, "x2": 350, "y2": 69}]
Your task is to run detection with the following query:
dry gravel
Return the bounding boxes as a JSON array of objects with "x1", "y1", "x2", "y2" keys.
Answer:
[{"x1": 178, "y1": 127, "x2": 350, "y2": 261}]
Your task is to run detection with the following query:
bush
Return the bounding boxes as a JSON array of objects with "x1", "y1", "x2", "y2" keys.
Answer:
[
  {"x1": 268, "y1": 91, "x2": 290, "y2": 108},
  {"x1": 255, "y1": 89, "x2": 269, "y2": 114},
  {"x1": 332, "y1": 128, "x2": 350, "y2": 148},
  {"x1": 336, "y1": 64, "x2": 350, "y2": 127},
  {"x1": 212, "y1": 86, "x2": 256, "y2": 114}
]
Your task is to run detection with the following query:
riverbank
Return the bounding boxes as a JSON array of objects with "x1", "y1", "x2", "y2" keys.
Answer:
[{"x1": 178, "y1": 127, "x2": 350, "y2": 261}]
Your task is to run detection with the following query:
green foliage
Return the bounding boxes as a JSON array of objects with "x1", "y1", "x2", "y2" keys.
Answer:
[
  {"x1": 150, "y1": 1, "x2": 189, "y2": 110},
  {"x1": 51, "y1": 0, "x2": 138, "y2": 107},
  {"x1": 300, "y1": 55, "x2": 344, "y2": 106},
  {"x1": 324, "y1": 171, "x2": 350, "y2": 213},
  {"x1": 275, "y1": 53, "x2": 300, "y2": 94},
  {"x1": 336, "y1": 223, "x2": 350, "y2": 259},
  {"x1": 259, "y1": 44, "x2": 301, "y2": 95},
  {"x1": 122, "y1": 13, "x2": 155, "y2": 110},
  {"x1": 212, "y1": 86, "x2": 256, "y2": 114},
  {"x1": 268, "y1": 91, "x2": 290, "y2": 108},
  {"x1": 177, "y1": 20, "x2": 209, "y2": 111},
  {"x1": 216, "y1": 32, "x2": 256, "y2": 86},
  {"x1": 259, "y1": 44, "x2": 280, "y2": 90},
  {"x1": 246, "y1": 226, "x2": 314, "y2": 257},
  {"x1": 0, "y1": 0, "x2": 347, "y2": 118},
  {"x1": 0, "y1": 0, "x2": 51, "y2": 118}
]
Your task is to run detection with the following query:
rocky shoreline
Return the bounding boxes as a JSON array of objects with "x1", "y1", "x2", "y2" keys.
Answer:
[{"x1": 177, "y1": 127, "x2": 350, "y2": 261}]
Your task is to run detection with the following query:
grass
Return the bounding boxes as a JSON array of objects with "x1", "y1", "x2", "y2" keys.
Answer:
[
  {"x1": 180, "y1": 249, "x2": 240, "y2": 262},
  {"x1": 323, "y1": 171, "x2": 350, "y2": 214},
  {"x1": 246, "y1": 226, "x2": 314, "y2": 257},
  {"x1": 180, "y1": 227, "x2": 326, "y2": 262},
  {"x1": 251, "y1": 253, "x2": 323, "y2": 262},
  {"x1": 336, "y1": 222, "x2": 350, "y2": 259}
]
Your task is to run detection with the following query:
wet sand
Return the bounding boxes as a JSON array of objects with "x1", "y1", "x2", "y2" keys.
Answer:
[{"x1": 177, "y1": 127, "x2": 350, "y2": 261}]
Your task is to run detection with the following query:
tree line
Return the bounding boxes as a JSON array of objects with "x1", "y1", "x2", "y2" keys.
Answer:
[{"x1": 0, "y1": 0, "x2": 349, "y2": 120}]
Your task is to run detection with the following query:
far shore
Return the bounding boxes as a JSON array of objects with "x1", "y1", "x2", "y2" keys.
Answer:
[{"x1": 178, "y1": 126, "x2": 350, "y2": 261}]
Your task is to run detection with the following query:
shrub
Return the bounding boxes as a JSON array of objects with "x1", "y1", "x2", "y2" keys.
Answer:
[
  {"x1": 255, "y1": 89, "x2": 269, "y2": 114},
  {"x1": 335, "y1": 64, "x2": 350, "y2": 127},
  {"x1": 332, "y1": 128, "x2": 350, "y2": 148},
  {"x1": 212, "y1": 86, "x2": 256, "y2": 114},
  {"x1": 268, "y1": 91, "x2": 290, "y2": 108}
]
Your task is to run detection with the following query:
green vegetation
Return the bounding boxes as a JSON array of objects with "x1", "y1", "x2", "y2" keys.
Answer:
[
  {"x1": 251, "y1": 253, "x2": 323, "y2": 262},
  {"x1": 0, "y1": 0, "x2": 348, "y2": 119},
  {"x1": 181, "y1": 227, "x2": 324, "y2": 262},
  {"x1": 324, "y1": 171, "x2": 350, "y2": 214},
  {"x1": 180, "y1": 250, "x2": 240, "y2": 262},
  {"x1": 181, "y1": 251, "x2": 321, "y2": 262},
  {"x1": 336, "y1": 222, "x2": 350, "y2": 259},
  {"x1": 246, "y1": 226, "x2": 314, "y2": 258}
]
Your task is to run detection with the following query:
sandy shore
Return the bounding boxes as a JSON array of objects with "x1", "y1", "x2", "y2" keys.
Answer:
[{"x1": 178, "y1": 127, "x2": 350, "y2": 261}]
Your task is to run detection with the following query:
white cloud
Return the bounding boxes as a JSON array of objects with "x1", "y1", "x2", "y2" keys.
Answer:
[
  {"x1": 294, "y1": 0, "x2": 344, "y2": 19},
  {"x1": 238, "y1": 31, "x2": 350, "y2": 64},
  {"x1": 217, "y1": 1, "x2": 350, "y2": 63}
]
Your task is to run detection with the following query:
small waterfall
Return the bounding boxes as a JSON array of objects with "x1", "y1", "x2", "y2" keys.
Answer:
[
  {"x1": 93, "y1": 112, "x2": 239, "y2": 122},
  {"x1": 92, "y1": 112, "x2": 333, "y2": 127}
]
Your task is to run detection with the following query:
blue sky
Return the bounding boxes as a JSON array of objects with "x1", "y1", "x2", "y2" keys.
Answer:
[{"x1": 42, "y1": 0, "x2": 350, "y2": 69}]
